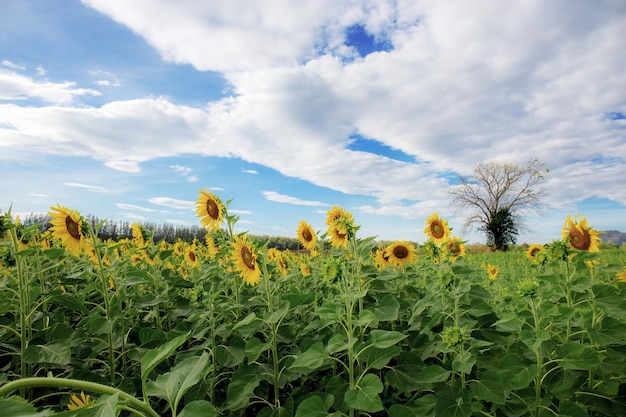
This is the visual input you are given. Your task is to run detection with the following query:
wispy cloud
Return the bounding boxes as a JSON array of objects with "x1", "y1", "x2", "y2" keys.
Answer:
[
  {"x1": 230, "y1": 209, "x2": 253, "y2": 215},
  {"x1": 1, "y1": 60, "x2": 25, "y2": 70},
  {"x1": 64, "y1": 182, "x2": 107, "y2": 193},
  {"x1": 116, "y1": 203, "x2": 156, "y2": 212},
  {"x1": 171, "y1": 164, "x2": 199, "y2": 182},
  {"x1": 119, "y1": 212, "x2": 147, "y2": 220},
  {"x1": 262, "y1": 191, "x2": 329, "y2": 207},
  {"x1": 241, "y1": 169, "x2": 258, "y2": 174},
  {"x1": 148, "y1": 197, "x2": 195, "y2": 209},
  {"x1": 0, "y1": 68, "x2": 100, "y2": 104}
]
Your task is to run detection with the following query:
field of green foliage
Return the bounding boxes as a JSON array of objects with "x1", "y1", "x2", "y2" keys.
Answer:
[{"x1": 1, "y1": 193, "x2": 625, "y2": 417}]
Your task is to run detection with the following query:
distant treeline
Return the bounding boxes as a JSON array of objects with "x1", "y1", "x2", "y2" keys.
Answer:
[
  {"x1": 13, "y1": 212, "x2": 625, "y2": 251},
  {"x1": 17, "y1": 213, "x2": 307, "y2": 251}
]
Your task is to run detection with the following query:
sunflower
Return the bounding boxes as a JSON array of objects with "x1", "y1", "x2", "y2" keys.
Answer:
[
  {"x1": 444, "y1": 236, "x2": 466, "y2": 262},
  {"x1": 616, "y1": 267, "x2": 626, "y2": 283},
  {"x1": 296, "y1": 220, "x2": 317, "y2": 251},
  {"x1": 423, "y1": 213, "x2": 451, "y2": 245},
  {"x1": 487, "y1": 264, "x2": 499, "y2": 281},
  {"x1": 526, "y1": 244, "x2": 544, "y2": 262},
  {"x1": 299, "y1": 262, "x2": 311, "y2": 277},
  {"x1": 48, "y1": 204, "x2": 87, "y2": 256},
  {"x1": 185, "y1": 245, "x2": 200, "y2": 268},
  {"x1": 174, "y1": 239, "x2": 185, "y2": 257},
  {"x1": 327, "y1": 221, "x2": 350, "y2": 249},
  {"x1": 325, "y1": 205, "x2": 353, "y2": 226},
  {"x1": 384, "y1": 241, "x2": 417, "y2": 267},
  {"x1": 561, "y1": 215, "x2": 601, "y2": 252},
  {"x1": 372, "y1": 248, "x2": 390, "y2": 270},
  {"x1": 205, "y1": 234, "x2": 220, "y2": 259},
  {"x1": 231, "y1": 234, "x2": 261, "y2": 286},
  {"x1": 196, "y1": 189, "x2": 225, "y2": 231},
  {"x1": 67, "y1": 391, "x2": 94, "y2": 410},
  {"x1": 268, "y1": 248, "x2": 287, "y2": 276},
  {"x1": 131, "y1": 223, "x2": 146, "y2": 246}
]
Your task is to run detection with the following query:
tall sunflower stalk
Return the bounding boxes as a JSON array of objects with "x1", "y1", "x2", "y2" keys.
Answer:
[
  {"x1": 325, "y1": 207, "x2": 364, "y2": 417},
  {"x1": 4, "y1": 213, "x2": 36, "y2": 386},
  {"x1": 87, "y1": 221, "x2": 119, "y2": 385},
  {"x1": 258, "y1": 255, "x2": 286, "y2": 411}
]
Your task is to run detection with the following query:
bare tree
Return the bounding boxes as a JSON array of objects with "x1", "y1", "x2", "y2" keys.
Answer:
[{"x1": 449, "y1": 159, "x2": 548, "y2": 250}]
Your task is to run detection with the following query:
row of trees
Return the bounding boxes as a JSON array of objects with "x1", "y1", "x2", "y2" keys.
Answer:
[{"x1": 16, "y1": 213, "x2": 307, "y2": 250}]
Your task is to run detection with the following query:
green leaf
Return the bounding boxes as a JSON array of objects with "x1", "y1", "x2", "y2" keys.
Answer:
[
  {"x1": 373, "y1": 295, "x2": 400, "y2": 321},
  {"x1": 146, "y1": 352, "x2": 212, "y2": 414},
  {"x1": 263, "y1": 301, "x2": 289, "y2": 324},
  {"x1": 368, "y1": 330, "x2": 407, "y2": 349},
  {"x1": 226, "y1": 364, "x2": 263, "y2": 411},
  {"x1": 178, "y1": 400, "x2": 218, "y2": 417},
  {"x1": 43, "y1": 247, "x2": 65, "y2": 259},
  {"x1": 385, "y1": 364, "x2": 422, "y2": 393},
  {"x1": 360, "y1": 345, "x2": 401, "y2": 370},
  {"x1": 23, "y1": 340, "x2": 71, "y2": 365},
  {"x1": 417, "y1": 365, "x2": 451, "y2": 383},
  {"x1": 232, "y1": 312, "x2": 262, "y2": 337},
  {"x1": 344, "y1": 374, "x2": 384, "y2": 413},
  {"x1": 557, "y1": 342, "x2": 600, "y2": 370},
  {"x1": 559, "y1": 400, "x2": 589, "y2": 417},
  {"x1": 215, "y1": 342, "x2": 246, "y2": 367},
  {"x1": 388, "y1": 404, "x2": 419, "y2": 417},
  {"x1": 326, "y1": 334, "x2": 349, "y2": 354},
  {"x1": 140, "y1": 332, "x2": 190, "y2": 384},
  {"x1": 283, "y1": 293, "x2": 316, "y2": 307},
  {"x1": 0, "y1": 399, "x2": 53, "y2": 416},
  {"x1": 316, "y1": 303, "x2": 341, "y2": 323},
  {"x1": 494, "y1": 313, "x2": 524, "y2": 333},
  {"x1": 452, "y1": 349, "x2": 475, "y2": 375},
  {"x1": 435, "y1": 392, "x2": 472, "y2": 417},
  {"x1": 294, "y1": 394, "x2": 335, "y2": 417},
  {"x1": 52, "y1": 294, "x2": 88, "y2": 313},
  {"x1": 290, "y1": 342, "x2": 327, "y2": 371},
  {"x1": 245, "y1": 337, "x2": 271, "y2": 363},
  {"x1": 356, "y1": 309, "x2": 378, "y2": 327},
  {"x1": 498, "y1": 354, "x2": 537, "y2": 390},
  {"x1": 469, "y1": 370, "x2": 506, "y2": 405}
]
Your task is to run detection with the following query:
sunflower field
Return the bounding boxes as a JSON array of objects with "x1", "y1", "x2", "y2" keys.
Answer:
[{"x1": 1, "y1": 190, "x2": 626, "y2": 417}]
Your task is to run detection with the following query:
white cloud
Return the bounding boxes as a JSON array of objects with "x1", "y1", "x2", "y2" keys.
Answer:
[
  {"x1": 115, "y1": 203, "x2": 156, "y2": 212},
  {"x1": 0, "y1": 69, "x2": 100, "y2": 104},
  {"x1": 2, "y1": 0, "x2": 625, "y2": 230},
  {"x1": 64, "y1": 182, "x2": 107, "y2": 193},
  {"x1": 230, "y1": 209, "x2": 252, "y2": 215},
  {"x1": 262, "y1": 191, "x2": 330, "y2": 207},
  {"x1": 148, "y1": 197, "x2": 195, "y2": 209},
  {"x1": 120, "y1": 212, "x2": 146, "y2": 220},
  {"x1": 171, "y1": 164, "x2": 192, "y2": 175},
  {"x1": 1, "y1": 60, "x2": 25, "y2": 70},
  {"x1": 241, "y1": 169, "x2": 258, "y2": 174}
]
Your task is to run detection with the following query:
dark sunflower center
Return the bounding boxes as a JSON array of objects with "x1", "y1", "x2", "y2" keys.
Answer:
[
  {"x1": 449, "y1": 243, "x2": 461, "y2": 255},
  {"x1": 569, "y1": 229, "x2": 591, "y2": 251},
  {"x1": 206, "y1": 199, "x2": 219, "y2": 220},
  {"x1": 188, "y1": 251, "x2": 196, "y2": 262},
  {"x1": 241, "y1": 246, "x2": 256, "y2": 270},
  {"x1": 393, "y1": 246, "x2": 409, "y2": 259},
  {"x1": 302, "y1": 229, "x2": 313, "y2": 242},
  {"x1": 65, "y1": 216, "x2": 81, "y2": 239},
  {"x1": 431, "y1": 222, "x2": 444, "y2": 239},
  {"x1": 529, "y1": 248, "x2": 539, "y2": 258}
]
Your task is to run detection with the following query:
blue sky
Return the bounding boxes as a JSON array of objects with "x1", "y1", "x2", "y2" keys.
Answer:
[{"x1": 1, "y1": 0, "x2": 625, "y2": 244}]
